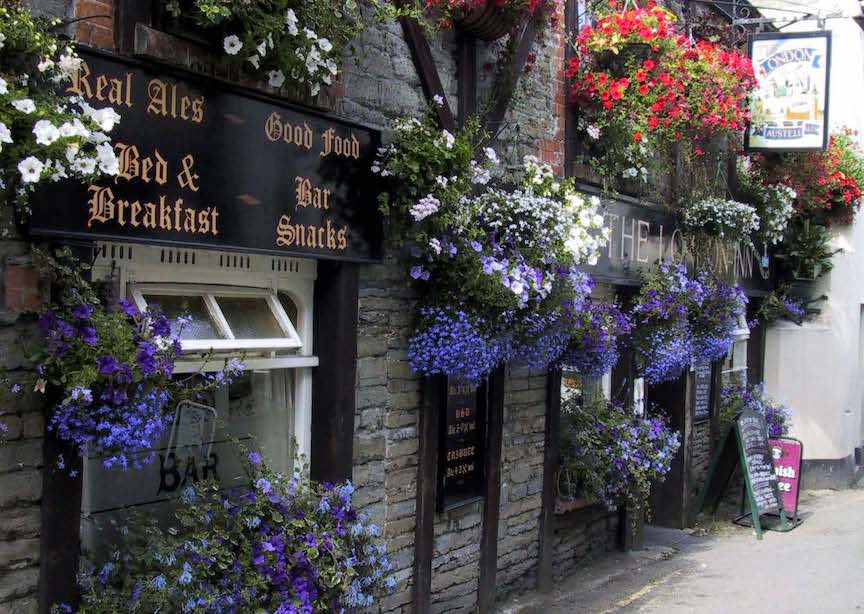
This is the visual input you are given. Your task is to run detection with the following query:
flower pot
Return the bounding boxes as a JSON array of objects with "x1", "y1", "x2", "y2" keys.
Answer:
[
  {"x1": 786, "y1": 278, "x2": 818, "y2": 300},
  {"x1": 454, "y1": 2, "x2": 514, "y2": 41}
]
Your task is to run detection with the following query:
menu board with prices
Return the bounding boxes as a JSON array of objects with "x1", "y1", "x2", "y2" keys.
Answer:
[{"x1": 437, "y1": 378, "x2": 486, "y2": 511}]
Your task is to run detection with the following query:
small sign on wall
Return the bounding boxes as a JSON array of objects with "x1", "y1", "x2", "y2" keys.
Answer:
[
  {"x1": 692, "y1": 361, "x2": 712, "y2": 422},
  {"x1": 437, "y1": 378, "x2": 486, "y2": 511}
]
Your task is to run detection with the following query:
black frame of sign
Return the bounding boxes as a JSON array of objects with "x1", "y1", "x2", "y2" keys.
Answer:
[
  {"x1": 28, "y1": 47, "x2": 384, "y2": 263},
  {"x1": 436, "y1": 376, "x2": 488, "y2": 512},
  {"x1": 745, "y1": 30, "x2": 832, "y2": 153}
]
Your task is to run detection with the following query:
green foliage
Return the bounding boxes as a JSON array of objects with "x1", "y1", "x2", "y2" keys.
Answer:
[
  {"x1": 165, "y1": 0, "x2": 422, "y2": 97},
  {"x1": 71, "y1": 453, "x2": 394, "y2": 613},
  {"x1": 0, "y1": 5, "x2": 120, "y2": 214},
  {"x1": 777, "y1": 218, "x2": 839, "y2": 280}
]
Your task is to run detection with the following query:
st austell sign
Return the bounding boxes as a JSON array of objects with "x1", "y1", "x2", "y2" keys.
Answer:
[{"x1": 30, "y1": 49, "x2": 383, "y2": 262}]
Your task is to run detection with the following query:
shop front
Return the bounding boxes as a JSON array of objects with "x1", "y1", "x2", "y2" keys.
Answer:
[{"x1": 29, "y1": 48, "x2": 382, "y2": 608}]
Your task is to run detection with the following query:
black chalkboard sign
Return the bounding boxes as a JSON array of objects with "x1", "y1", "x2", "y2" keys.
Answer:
[
  {"x1": 693, "y1": 361, "x2": 712, "y2": 422},
  {"x1": 695, "y1": 408, "x2": 789, "y2": 538},
  {"x1": 736, "y1": 409, "x2": 782, "y2": 515},
  {"x1": 29, "y1": 49, "x2": 382, "y2": 262},
  {"x1": 437, "y1": 378, "x2": 486, "y2": 511}
]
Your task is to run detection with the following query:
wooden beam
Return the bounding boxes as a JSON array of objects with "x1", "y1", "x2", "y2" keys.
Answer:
[
  {"x1": 412, "y1": 375, "x2": 444, "y2": 614},
  {"x1": 478, "y1": 366, "x2": 505, "y2": 613},
  {"x1": 458, "y1": 34, "x2": 477, "y2": 126},
  {"x1": 310, "y1": 261, "x2": 359, "y2": 484},
  {"x1": 114, "y1": 0, "x2": 153, "y2": 54},
  {"x1": 38, "y1": 428, "x2": 83, "y2": 614},
  {"x1": 480, "y1": 13, "x2": 542, "y2": 142},
  {"x1": 537, "y1": 367, "x2": 561, "y2": 593},
  {"x1": 397, "y1": 13, "x2": 456, "y2": 131}
]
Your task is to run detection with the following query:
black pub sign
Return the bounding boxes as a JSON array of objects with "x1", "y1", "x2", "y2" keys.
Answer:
[
  {"x1": 29, "y1": 49, "x2": 382, "y2": 262},
  {"x1": 438, "y1": 378, "x2": 486, "y2": 511}
]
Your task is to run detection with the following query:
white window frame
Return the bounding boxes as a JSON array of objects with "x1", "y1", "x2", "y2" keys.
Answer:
[
  {"x1": 722, "y1": 313, "x2": 751, "y2": 383},
  {"x1": 130, "y1": 283, "x2": 303, "y2": 353},
  {"x1": 90, "y1": 242, "x2": 318, "y2": 461}
]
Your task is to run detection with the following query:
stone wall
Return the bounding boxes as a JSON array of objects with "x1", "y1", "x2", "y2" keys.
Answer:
[
  {"x1": 552, "y1": 507, "x2": 619, "y2": 583},
  {"x1": 691, "y1": 419, "x2": 712, "y2": 499}
]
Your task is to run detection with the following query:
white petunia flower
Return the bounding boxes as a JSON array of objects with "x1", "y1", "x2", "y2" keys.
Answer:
[
  {"x1": 96, "y1": 142, "x2": 119, "y2": 175},
  {"x1": 18, "y1": 156, "x2": 44, "y2": 183},
  {"x1": 0, "y1": 122, "x2": 12, "y2": 148},
  {"x1": 310, "y1": 83, "x2": 321, "y2": 97},
  {"x1": 322, "y1": 74, "x2": 332, "y2": 85},
  {"x1": 256, "y1": 41, "x2": 267, "y2": 57},
  {"x1": 317, "y1": 38, "x2": 333, "y2": 53},
  {"x1": 38, "y1": 59, "x2": 54, "y2": 72},
  {"x1": 432, "y1": 94, "x2": 444, "y2": 107},
  {"x1": 59, "y1": 122, "x2": 77, "y2": 138},
  {"x1": 33, "y1": 119, "x2": 61, "y2": 145},
  {"x1": 89, "y1": 107, "x2": 121, "y2": 132},
  {"x1": 305, "y1": 47, "x2": 322, "y2": 75},
  {"x1": 247, "y1": 54, "x2": 261, "y2": 69},
  {"x1": 0, "y1": 32, "x2": 6, "y2": 51},
  {"x1": 483, "y1": 147, "x2": 498, "y2": 164},
  {"x1": 267, "y1": 33, "x2": 274, "y2": 49},
  {"x1": 440, "y1": 130, "x2": 455, "y2": 149},
  {"x1": 0, "y1": 78, "x2": 7, "y2": 95},
  {"x1": 223, "y1": 35, "x2": 243, "y2": 55},
  {"x1": 268, "y1": 70, "x2": 286, "y2": 88},
  {"x1": 325, "y1": 59, "x2": 338, "y2": 76},
  {"x1": 286, "y1": 9, "x2": 299, "y2": 35},
  {"x1": 72, "y1": 156, "x2": 97, "y2": 175},
  {"x1": 435, "y1": 175, "x2": 448, "y2": 187},
  {"x1": 58, "y1": 53, "x2": 82, "y2": 76},
  {"x1": 11, "y1": 99, "x2": 36, "y2": 114},
  {"x1": 303, "y1": 28, "x2": 318, "y2": 40},
  {"x1": 65, "y1": 145, "x2": 80, "y2": 164}
]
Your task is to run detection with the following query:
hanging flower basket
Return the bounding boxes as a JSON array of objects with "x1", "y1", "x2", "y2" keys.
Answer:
[{"x1": 454, "y1": 2, "x2": 514, "y2": 41}]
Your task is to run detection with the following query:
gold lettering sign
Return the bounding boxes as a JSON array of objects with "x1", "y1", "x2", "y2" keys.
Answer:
[
  {"x1": 147, "y1": 78, "x2": 205, "y2": 123},
  {"x1": 294, "y1": 176, "x2": 330, "y2": 210},
  {"x1": 67, "y1": 60, "x2": 133, "y2": 108},
  {"x1": 265, "y1": 113, "x2": 314, "y2": 150},
  {"x1": 320, "y1": 128, "x2": 360, "y2": 160},
  {"x1": 87, "y1": 185, "x2": 218, "y2": 236},
  {"x1": 275, "y1": 215, "x2": 347, "y2": 251}
]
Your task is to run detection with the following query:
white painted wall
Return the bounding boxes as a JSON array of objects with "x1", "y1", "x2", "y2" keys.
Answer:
[{"x1": 763, "y1": 4, "x2": 864, "y2": 466}]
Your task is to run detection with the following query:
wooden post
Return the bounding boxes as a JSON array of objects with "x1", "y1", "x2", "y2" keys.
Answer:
[
  {"x1": 114, "y1": 0, "x2": 153, "y2": 53},
  {"x1": 311, "y1": 261, "x2": 359, "y2": 484},
  {"x1": 38, "y1": 428, "x2": 83, "y2": 613},
  {"x1": 537, "y1": 367, "x2": 561, "y2": 593},
  {"x1": 477, "y1": 366, "x2": 505, "y2": 613},
  {"x1": 458, "y1": 34, "x2": 477, "y2": 125},
  {"x1": 412, "y1": 375, "x2": 444, "y2": 613}
]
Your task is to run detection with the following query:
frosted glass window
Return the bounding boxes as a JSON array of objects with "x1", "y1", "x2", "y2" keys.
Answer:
[
  {"x1": 218, "y1": 296, "x2": 284, "y2": 339},
  {"x1": 143, "y1": 294, "x2": 221, "y2": 339}
]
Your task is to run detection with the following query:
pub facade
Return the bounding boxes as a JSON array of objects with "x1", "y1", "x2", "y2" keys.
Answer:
[{"x1": 0, "y1": 0, "x2": 770, "y2": 613}]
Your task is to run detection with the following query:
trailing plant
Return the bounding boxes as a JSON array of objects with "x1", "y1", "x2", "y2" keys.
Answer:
[
  {"x1": 628, "y1": 262, "x2": 700, "y2": 385},
  {"x1": 753, "y1": 130, "x2": 864, "y2": 226},
  {"x1": 735, "y1": 157, "x2": 796, "y2": 245},
  {"x1": 0, "y1": 4, "x2": 120, "y2": 214},
  {"x1": 680, "y1": 196, "x2": 760, "y2": 245},
  {"x1": 9, "y1": 250, "x2": 242, "y2": 471},
  {"x1": 65, "y1": 452, "x2": 395, "y2": 613},
  {"x1": 165, "y1": 0, "x2": 418, "y2": 98},
  {"x1": 719, "y1": 381, "x2": 790, "y2": 439},
  {"x1": 376, "y1": 110, "x2": 608, "y2": 381},
  {"x1": 560, "y1": 297, "x2": 631, "y2": 378},
  {"x1": 758, "y1": 288, "x2": 807, "y2": 325},
  {"x1": 559, "y1": 394, "x2": 680, "y2": 512},
  {"x1": 777, "y1": 217, "x2": 839, "y2": 280},
  {"x1": 565, "y1": 3, "x2": 754, "y2": 182},
  {"x1": 688, "y1": 272, "x2": 746, "y2": 364}
]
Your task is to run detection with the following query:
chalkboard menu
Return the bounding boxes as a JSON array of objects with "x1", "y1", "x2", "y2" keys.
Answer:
[
  {"x1": 438, "y1": 378, "x2": 486, "y2": 511},
  {"x1": 693, "y1": 361, "x2": 712, "y2": 422},
  {"x1": 737, "y1": 409, "x2": 782, "y2": 515}
]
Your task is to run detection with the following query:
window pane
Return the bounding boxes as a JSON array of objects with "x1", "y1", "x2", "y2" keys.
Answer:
[
  {"x1": 81, "y1": 369, "x2": 295, "y2": 556},
  {"x1": 278, "y1": 293, "x2": 299, "y2": 327},
  {"x1": 218, "y1": 297, "x2": 284, "y2": 339},
  {"x1": 143, "y1": 294, "x2": 220, "y2": 339}
]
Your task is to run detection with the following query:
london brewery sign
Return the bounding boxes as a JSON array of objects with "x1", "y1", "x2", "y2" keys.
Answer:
[
  {"x1": 746, "y1": 32, "x2": 831, "y2": 152},
  {"x1": 30, "y1": 50, "x2": 382, "y2": 262}
]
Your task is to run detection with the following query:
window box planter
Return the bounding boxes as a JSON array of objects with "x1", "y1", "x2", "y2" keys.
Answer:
[{"x1": 455, "y1": 3, "x2": 513, "y2": 41}]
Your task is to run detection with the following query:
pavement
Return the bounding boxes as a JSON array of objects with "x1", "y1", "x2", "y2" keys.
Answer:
[{"x1": 500, "y1": 482, "x2": 864, "y2": 613}]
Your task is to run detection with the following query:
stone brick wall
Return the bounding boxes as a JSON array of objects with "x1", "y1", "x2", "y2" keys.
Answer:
[{"x1": 552, "y1": 506, "x2": 619, "y2": 582}]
